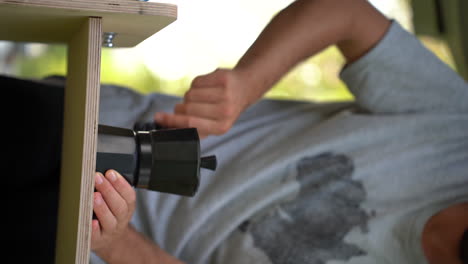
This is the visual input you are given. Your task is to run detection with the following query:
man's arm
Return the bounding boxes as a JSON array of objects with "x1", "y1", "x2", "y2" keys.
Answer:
[
  {"x1": 155, "y1": 0, "x2": 391, "y2": 137},
  {"x1": 94, "y1": 225, "x2": 184, "y2": 264},
  {"x1": 92, "y1": 170, "x2": 184, "y2": 264},
  {"x1": 234, "y1": 0, "x2": 390, "y2": 102},
  {"x1": 422, "y1": 202, "x2": 468, "y2": 264}
]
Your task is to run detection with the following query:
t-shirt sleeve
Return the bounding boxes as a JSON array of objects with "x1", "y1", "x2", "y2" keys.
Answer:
[{"x1": 340, "y1": 21, "x2": 468, "y2": 114}]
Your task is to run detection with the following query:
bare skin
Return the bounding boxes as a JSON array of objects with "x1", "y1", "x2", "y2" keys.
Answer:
[
  {"x1": 91, "y1": 0, "x2": 467, "y2": 263},
  {"x1": 92, "y1": 170, "x2": 184, "y2": 264},
  {"x1": 154, "y1": 0, "x2": 389, "y2": 138},
  {"x1": 422, "y1": 202, "x2": 468, "y2": 264}
]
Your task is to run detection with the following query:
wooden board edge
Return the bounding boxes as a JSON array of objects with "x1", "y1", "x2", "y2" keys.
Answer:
[{"x1": 55, "y1": 16, "x2": 102, "y2": 264}]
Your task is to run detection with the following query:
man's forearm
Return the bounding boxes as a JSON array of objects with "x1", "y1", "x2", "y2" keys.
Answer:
[
  {"x1": 234, "y1": 0, "x2": 390, "y2": 104},
  {"x1": 94, "y1": 225, "x2": 184, "y2": 264}
]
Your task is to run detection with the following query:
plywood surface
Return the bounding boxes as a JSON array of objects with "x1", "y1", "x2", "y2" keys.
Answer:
[
  {"x1": 54, "y1": 17, "x2": 102, "y2": 264},
  {"x1": 0, "y1": 0, "x2": 177, "y2": 47}
]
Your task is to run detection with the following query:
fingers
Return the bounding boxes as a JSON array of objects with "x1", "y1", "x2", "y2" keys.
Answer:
[
  {"x1": 174, "y1": 103, "x2": 217, "y2": 119},
  {"x1": 91, "y1": 219, "x2": 102, "y2": 243},
  {"x1": 154, "y1": 68, "x2": 246, "y2": 138},
  {"x1": 156, "y1": 113, "x2": 229, "y2": 137},
  {"x1": 91, "y1": 171, "x2": 136, "y2": 252},
  {"x1": 175, "y1": 102, "x2": 235, "y2": 121},
  {"x1": 93, "y1": 191, "x2": 117, "y2": 231},
  {"x1": 103, "y1": 170, "x2": 136, "y2": 213},
  {"x1": 93, "y1": 171, "x2": 136, "y2": 229},
  {"x1": 184, "y1": 87, "x2": 224, "y2": 103}
]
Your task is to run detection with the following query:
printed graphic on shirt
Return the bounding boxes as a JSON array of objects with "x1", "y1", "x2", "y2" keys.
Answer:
[{"x1": 239, "y1": 153, "x2": 370, "y2": 264}]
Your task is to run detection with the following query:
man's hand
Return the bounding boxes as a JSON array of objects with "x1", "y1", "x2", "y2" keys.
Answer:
[
  {"x1": 91, "y1": 170, "x2": 184, "y2": 264},
  {"x1": 92, "y1": 170, "x2": 136, "y2": 255},
  {"x1": 155, "y1": 68, "x2": 256, "y2": 139}
]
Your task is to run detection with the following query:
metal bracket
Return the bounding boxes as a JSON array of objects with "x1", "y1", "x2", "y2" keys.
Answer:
[{"x1": 102, "y1": 32, "x2": 116, "y2": 47}]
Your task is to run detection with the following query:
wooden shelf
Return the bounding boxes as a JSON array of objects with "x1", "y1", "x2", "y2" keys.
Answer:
[{"x1": 0, "y1": 0, "x2": 177, "y2": 47}]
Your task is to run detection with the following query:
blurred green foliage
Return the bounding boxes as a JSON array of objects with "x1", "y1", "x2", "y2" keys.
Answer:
[
  {"x1": 12, "y1": 43, "x2": 354, "y2": 102},
  {"x1": 8, "y1": 0, "x2": 459, "y2": 103},
  {"x1": 11, "y1": 19, "x2": 456, "y2": 105}
]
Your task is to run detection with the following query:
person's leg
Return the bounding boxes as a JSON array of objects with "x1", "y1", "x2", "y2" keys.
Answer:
[{"x1": 7, "y1": 75, "x2": 64, "y2": 263}]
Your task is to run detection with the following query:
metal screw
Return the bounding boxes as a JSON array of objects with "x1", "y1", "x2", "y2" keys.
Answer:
[{"x1": 102, "y1": 32, "x2": 117, "y2": 48}]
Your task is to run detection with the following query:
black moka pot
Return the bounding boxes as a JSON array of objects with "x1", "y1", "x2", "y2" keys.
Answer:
[{"x1": 96, "y1": 123, "x2": 217, "y2": 197}]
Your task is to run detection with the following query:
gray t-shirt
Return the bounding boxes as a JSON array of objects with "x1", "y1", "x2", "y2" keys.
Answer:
[{"x1": 91, "y1": 21, "x2": 468, "y2": 264}]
